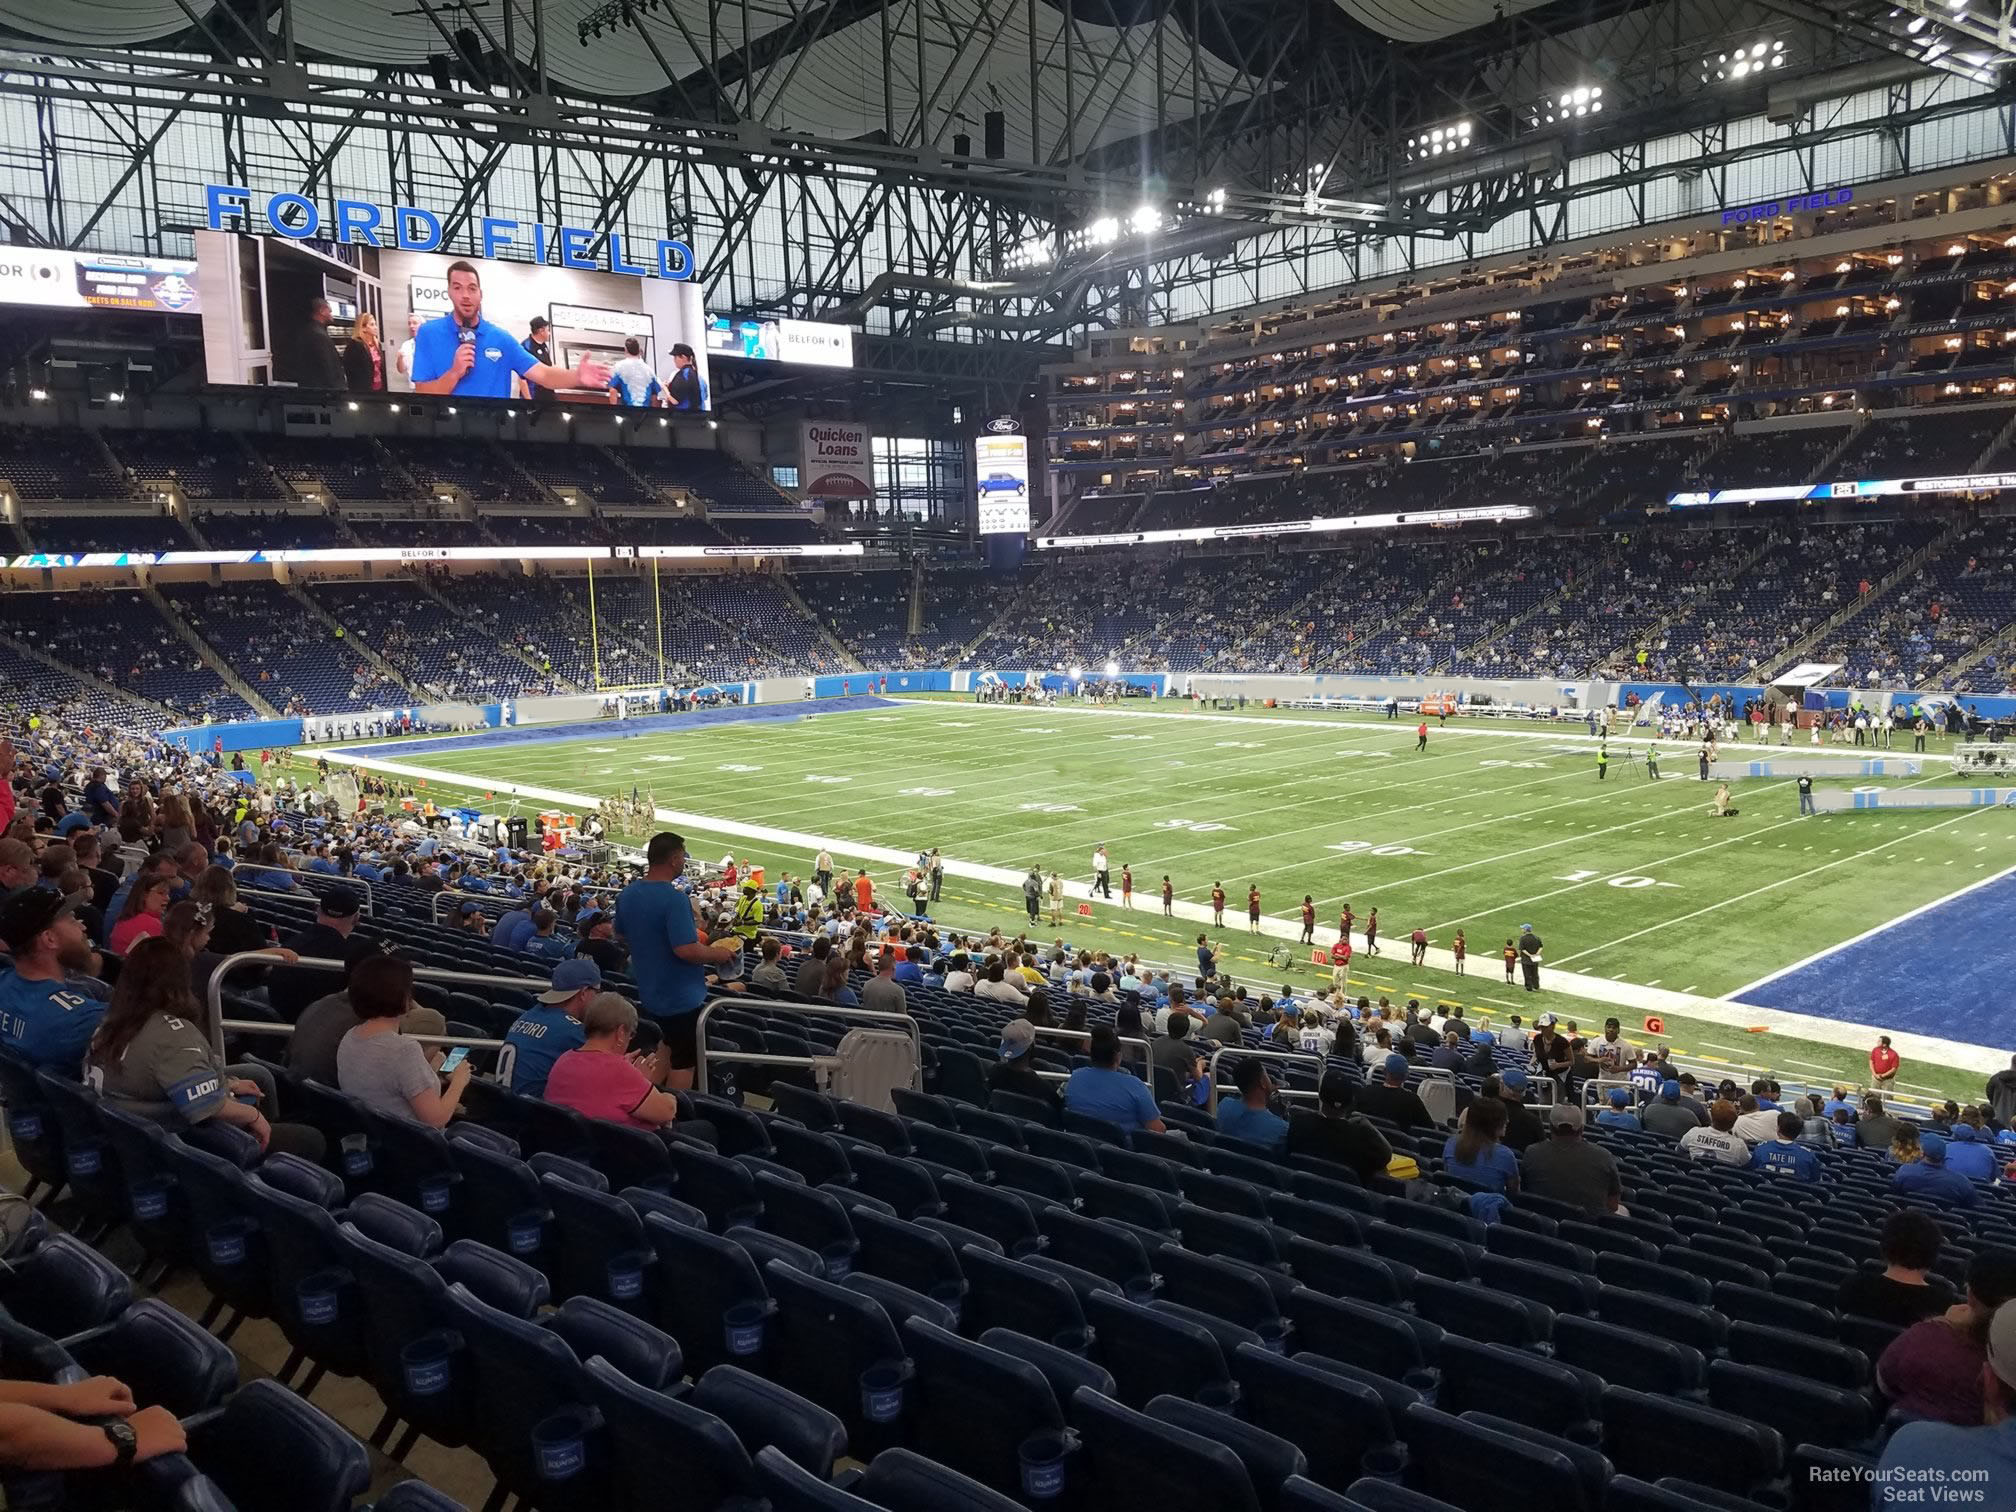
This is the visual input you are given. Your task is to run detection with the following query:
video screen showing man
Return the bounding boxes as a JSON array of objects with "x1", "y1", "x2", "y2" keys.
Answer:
[
  {"x1": 519, "y1": 315, "x2": 553, "y2": 400},
  {"x1": 410, "y1": 261, "x2": 609, "y2": 399},
  {"x1": 607, "y1": 338, "x2": 662, "y2": 408},
  {"x1": 665, "y1": 342, "x2": 707, "y2": 412}
]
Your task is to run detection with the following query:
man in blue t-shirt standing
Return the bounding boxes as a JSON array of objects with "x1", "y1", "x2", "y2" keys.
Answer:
[
  {"x1": 410, "y1": 261, "x2": 610, "y2": 400},
  {"x1": 0, "y1": 890, "x2": 110, "y2": 1071},
  {"x1": 616, "y1": 832, "x2": 739, "y2": 1089},
  {"x1": 504, "y1": 958, "x2": 597, "y2": 1096}
]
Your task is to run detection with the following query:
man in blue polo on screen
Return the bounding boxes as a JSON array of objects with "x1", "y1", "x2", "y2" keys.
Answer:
[
  {"x1": 410, "y1": 260, "x2": 609, "y2": 399},
  {"x1": 607, "y1": 337, "x2": 662, "y2": 408}
]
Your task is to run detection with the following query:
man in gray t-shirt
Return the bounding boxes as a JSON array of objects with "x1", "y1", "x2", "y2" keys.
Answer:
[
  {"x1": 1642, "y1": 1080, "x2": 1708, "y2": 1139},
  {"x1": 337, "y1": 1024, "x2": 438, "y2": 1121}
]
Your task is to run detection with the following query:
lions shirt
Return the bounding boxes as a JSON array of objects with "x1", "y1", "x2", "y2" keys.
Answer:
[
  {"x1": 84, "y1": 1012, "x2": 227, "y2": 1126},
  {"x1": 409, "y1": 314, "x2": 540, "y2": 398}
]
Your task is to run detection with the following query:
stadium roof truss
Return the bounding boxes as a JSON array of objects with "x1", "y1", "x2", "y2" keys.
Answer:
[{"x1": 1, "y1": 0, "x2": 2014, "y2": 392}]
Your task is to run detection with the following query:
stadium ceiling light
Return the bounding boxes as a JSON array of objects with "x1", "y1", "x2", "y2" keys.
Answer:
[
  {"x1": 1528, "y1": 84, "x2": 1602, "y2": 127},
  {"x1": 1087, "y1": 216, "x2": 1120, "y2": 245},
  {"x1": 1406, "y1": 119, "x2": 1473, "y2": 162},
  {"x1": 1129, "y1": 205, "x2": 1161, "y2": 235}
]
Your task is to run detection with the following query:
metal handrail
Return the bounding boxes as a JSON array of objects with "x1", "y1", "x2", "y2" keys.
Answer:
[
  {"x1": 233, "y1": 874, "x2": 377, "y2": 918},
  {"x1": 202, "y1": 950, "x2": 554, "y2": 1059},
  {"x1": 694, "y1": 995, "x2": 923, "y2": 1096},
  {"x1": 1204, "y1": 1043, "x2": 1329, "y2": 1114},
  {"x1": 214, "y1": 1016, "x2": 521, "y2": 1084}
]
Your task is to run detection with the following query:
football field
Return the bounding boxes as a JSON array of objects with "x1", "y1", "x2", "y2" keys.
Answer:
[{"x1": 316, "y1": 696, "x2": 2016, "y2": 1097}]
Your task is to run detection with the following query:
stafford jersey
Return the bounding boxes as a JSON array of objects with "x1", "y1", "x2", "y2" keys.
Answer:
[{"x1": 409, "y1": 315, "x2": 539, "y2": 398}]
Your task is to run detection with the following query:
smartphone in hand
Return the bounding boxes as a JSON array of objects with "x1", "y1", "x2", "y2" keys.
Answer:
[{"x1": 439, "y1": 1046, "x2": 469, "y2": 1075}]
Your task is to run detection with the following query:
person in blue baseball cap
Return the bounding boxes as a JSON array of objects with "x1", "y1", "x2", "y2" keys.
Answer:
[
  {"x1": 1946, "y1": 1121, "x2": 2000, "y2": 1182},
  {"x1": 1355, "y1": 1050, "x2": 1437, "y2": 1132},
  {"x1": 502, "y1": 957, "x2": 601, "y2": 1097},
  {"x1": 1643, "y1": 1078, "x2": 1705, "y2": 1138},
  {"x1": 1895, "y1": 1132, "x2": 1979, "y2": 1207},
  {"x1": 1595, "y1": 1085, "x2": 1643, "y2": 1133}
]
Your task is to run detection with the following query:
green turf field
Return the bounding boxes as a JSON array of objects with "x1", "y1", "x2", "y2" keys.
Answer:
[{"x1": 314, "y1": 697, "x2": 2016, "y2": 1098}]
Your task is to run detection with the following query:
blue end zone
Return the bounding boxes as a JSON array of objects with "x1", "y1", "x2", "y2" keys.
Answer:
[
  {"x1": 1734, "y1": 868, "x2": 2016, "y2": 1049},
  {"x1": 330, "y1": 695, "x2": 906, "y2": 761}
]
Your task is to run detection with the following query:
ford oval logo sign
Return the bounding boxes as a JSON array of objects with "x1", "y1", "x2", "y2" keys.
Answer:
[{"x1": 985, "y1": 417, "x2": 1020, "y2": 434}]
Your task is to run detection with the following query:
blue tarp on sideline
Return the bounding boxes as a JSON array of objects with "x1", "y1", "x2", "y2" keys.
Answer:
[{"x1": 328, "y1": 695, "x2": 906, "y2": 762}]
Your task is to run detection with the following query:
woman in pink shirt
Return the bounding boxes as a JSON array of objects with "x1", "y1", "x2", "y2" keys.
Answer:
[
  {"x1": 542, "y1": 994, "x2": 681, "y2": 1129},
  {"x1": 108, "y1": 874, "x2": 172, "y2": 956}
]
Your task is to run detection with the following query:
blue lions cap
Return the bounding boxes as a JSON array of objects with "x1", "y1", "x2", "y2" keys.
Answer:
[
  {"x1": 1383, "y1": 1053, "x2": 1410, "y2": 1079},
  {"x1": 459, "y1": 900, "x2": 484, "y2": 917},
  {"x1": 1608, "y1": 1088, "x2": 1630, "y2": 1107},
  {"x1": 1950, "y1": 1124, "x2": 1977, "y2": 1143},
  {"x1": 539, "y1": 957, "x2": 603, "y2": 1003},
  {"x1": 1921, "y1": 1133, "x2": 1948, "y2": 1163},
  {"x1": 1660, "y1": 1080, "x2": 1681, "y2": 1101},
  {"x1": 1501, "y1": 1068, "x2": 1529, "y2": 1092}
]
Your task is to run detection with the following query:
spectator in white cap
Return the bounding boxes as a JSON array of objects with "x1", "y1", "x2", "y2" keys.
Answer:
[{"x1": 1878, "y1": 1286, "x2": 2016, "y2": 1498}]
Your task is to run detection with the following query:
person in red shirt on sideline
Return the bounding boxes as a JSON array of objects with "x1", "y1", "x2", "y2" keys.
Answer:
[
  {"x1": 1416, "y1": 720, "x2": 1429, "y2": 753},
  {"x1": 853, "y1": 869, "x2": 876, "y2": 913},
  {"x1": 1329, "y1": 935, "x2": 1353, "y2": 994},
  {"x1": 1871, "y1": 1035, "x2": 1901, "y2": 1090},
  {"x1": 1246, "y1": 886, "x2": 1262, "y2": 935},
  {"x1": 1300, "y1": 896, "x2": 1316, "y2": 945}
]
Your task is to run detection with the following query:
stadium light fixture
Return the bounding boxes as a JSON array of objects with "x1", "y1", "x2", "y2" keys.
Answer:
[
  {"x1": 1088, "y1": 216, "x2": 1120, "y2": 245},
  {"x1": 1702, "y1": 38, "x2": 1786, "y2": 82},
  {"x1": 1129, "y1": 205, "x2": 1161, "y2": 235},
  {"x1": 1405, "y1": 120, "x2": 1473, "y2": 162},
  {"x1": 1527, "y1": 85, "x2": 1602, "y2": 128}
]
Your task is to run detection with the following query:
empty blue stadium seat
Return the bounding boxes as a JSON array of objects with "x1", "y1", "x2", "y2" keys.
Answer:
[
  {"x1": 175, "y1": 1379, "x2": 371, "y2": 1512},
  {"x1": 1084, "y1": 1290, "x2": 1234, "y2": 1408},
  {"x1": 765, "y1": 1256, "x2": 911, "y2": 1451},
  {"x1": 1601, "y1": 1385, "x2": 1784, "y2": 1494},
  {"x1": 1070, "y1": 1387, "x2": 1262, "y2": 1512},
  {"x1": 1232, "y1": 1343, "x2": 1403, "y2": 1492},
  {"x1": 902, "y1": 1317, "x2": 1068, "y2": 1495}
]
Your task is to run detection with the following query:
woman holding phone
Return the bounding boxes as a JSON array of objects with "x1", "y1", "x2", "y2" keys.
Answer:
[{"x1": 336, "y1": 955, "x2": 471, "y2": 1126}]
